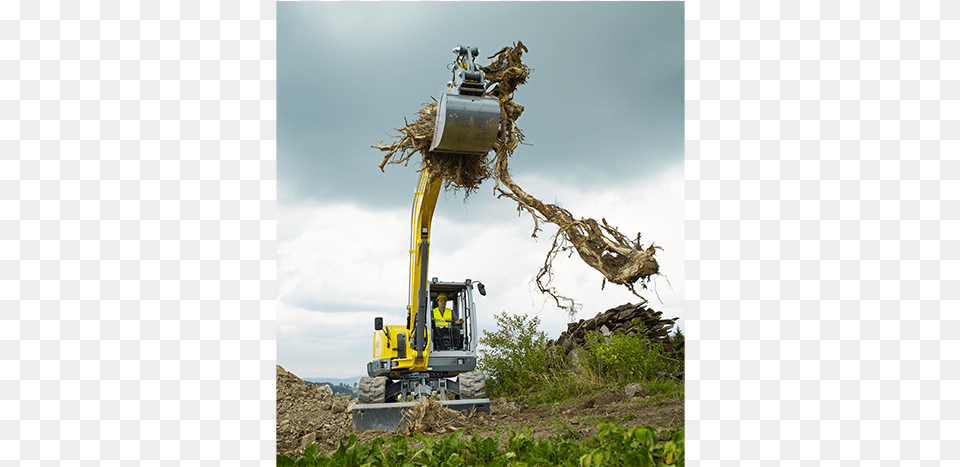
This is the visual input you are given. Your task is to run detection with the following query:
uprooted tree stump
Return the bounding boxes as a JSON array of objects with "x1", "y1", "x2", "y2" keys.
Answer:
[{"x1": 374, "y1": 41, "x2": 661, "y2": 315}]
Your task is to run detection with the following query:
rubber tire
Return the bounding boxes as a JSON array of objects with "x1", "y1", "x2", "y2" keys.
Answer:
[
  {"x1": 358, "y1": 376, "x2": 387, "y2": 404},
  {"x1": 457, "y1": 372, "x2": 486, "y2": 399}
]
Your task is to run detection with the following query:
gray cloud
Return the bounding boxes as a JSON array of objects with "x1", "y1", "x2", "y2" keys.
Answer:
[{"x1": 278, "y1": 2, "x2": 683, "y2": 209}]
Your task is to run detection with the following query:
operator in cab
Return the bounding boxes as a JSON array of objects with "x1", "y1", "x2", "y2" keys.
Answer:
[
  {"x1": 432, "y1": 294, "x2": 464, "y2": 328},
  {"x1": 433, "y1": 293, "x2": 463, "y2": 350}
]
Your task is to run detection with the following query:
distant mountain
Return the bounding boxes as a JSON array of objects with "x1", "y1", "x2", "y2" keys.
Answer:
[{"x1": 303, "y1": 375, "x2": 365, "y2": 386}]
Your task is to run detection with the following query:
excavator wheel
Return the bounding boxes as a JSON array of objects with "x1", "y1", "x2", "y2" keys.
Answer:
[
  {"x1": 358, "y1": 376, "x2": 387, "y2": 404},
  {"x1": 457, "y1": 371, "x2": 486, "y2": 399}
]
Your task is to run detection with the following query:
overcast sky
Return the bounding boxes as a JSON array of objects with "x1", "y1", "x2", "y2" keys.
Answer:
[{"x1": 277, "y1": 2, "x2": 685, "y2": 379}]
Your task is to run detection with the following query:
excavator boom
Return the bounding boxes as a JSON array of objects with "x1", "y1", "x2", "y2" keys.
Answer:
[{"x1": 353, "y1": 43, "x2": 496, "y2": 431}]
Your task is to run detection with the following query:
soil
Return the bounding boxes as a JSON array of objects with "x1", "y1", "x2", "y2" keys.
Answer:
[{"x1": 277, "y1": 365, "x2": 684, "y2": 458}]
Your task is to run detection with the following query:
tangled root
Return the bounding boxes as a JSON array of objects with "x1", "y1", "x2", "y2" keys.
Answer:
[{"x1": 374, "y1": 41, "x2": 660, "y2": 314}]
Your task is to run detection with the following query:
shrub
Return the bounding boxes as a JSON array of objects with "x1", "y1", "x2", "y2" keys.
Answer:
[
  {"x1": 477, "y1": 312, "x2": 565, "y2": 399},
  {"x1": 478, "y1": 313, "x2": 682, "y2": 406},
  {"x1": 578, "y1": 321, "x2": 676, "y2": 386}
]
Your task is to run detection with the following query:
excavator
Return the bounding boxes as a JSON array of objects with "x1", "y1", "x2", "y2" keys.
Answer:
[{"x1": 351, "y1": 45, "x2": 501, "y2": 431}]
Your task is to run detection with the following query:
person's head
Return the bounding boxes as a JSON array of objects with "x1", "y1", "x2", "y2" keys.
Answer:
[{"x1": 436, "y1": 293, "x2": 447, "y2": 308}]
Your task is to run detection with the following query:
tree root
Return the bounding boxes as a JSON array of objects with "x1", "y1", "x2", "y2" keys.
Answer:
[{"x1": 373, "y1": 41, "x2": 660, "y2": 314}]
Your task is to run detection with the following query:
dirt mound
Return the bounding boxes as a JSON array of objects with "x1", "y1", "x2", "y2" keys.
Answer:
[{"x1": 275, "y1": 365, "x2": 357, "y2": 457}]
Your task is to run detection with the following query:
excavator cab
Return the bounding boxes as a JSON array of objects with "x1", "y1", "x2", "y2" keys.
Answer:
[{"x1": 430, "y1": 45, "x2": 500, "y2": 155}]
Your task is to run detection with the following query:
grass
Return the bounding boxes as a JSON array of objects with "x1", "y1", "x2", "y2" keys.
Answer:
[{"x1": 621, "y1": 378, "x2": 685, "y2": 407}]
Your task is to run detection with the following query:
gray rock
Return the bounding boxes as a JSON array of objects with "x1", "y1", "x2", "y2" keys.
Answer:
[
  {"x1": 299, "y1": 432, "x2": 316, "y2": 452},
  {"x1": 625, "y1": 384, "x2": 646, "y2": 398},
  {"x1": 316, "y1": 384, "x2": 333, "y2": 398},
  {"x1": 566, "y1": 347, "x2": 586, "y2": 374}
]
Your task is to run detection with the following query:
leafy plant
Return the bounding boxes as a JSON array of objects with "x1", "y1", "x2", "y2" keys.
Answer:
[
  {"x1": 278, "y1": 424, "x2": 683, "y2": 467},
  {"x1": 579, "y1": 424, "x2": 684, "y2": 467},
  {"x1": 478, "y1": 313, "x2": 565, "y2": 399},
  {"x1": 578, "y1": 321, "x2": 676, "y2": 386}
]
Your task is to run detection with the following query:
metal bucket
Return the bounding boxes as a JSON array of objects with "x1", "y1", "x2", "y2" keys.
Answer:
[
  {"x1": 430, "y1": 92, "x2": 500, "y2": 155},
  {"x1": 352, "y1": 398, "x2": 491, "y2": 431}
]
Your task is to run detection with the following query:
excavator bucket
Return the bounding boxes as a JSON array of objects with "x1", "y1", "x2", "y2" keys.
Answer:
[
  {"x1": 352, "y1": 399, "x2": 491, "y2": 431},
  {"x1": 429, "y1": 92, "x2": 500, "y2": 155}
]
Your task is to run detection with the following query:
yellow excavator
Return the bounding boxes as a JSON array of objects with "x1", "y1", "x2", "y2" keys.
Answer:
[{"x1": 352, "y1": 45, "x2": 500, "y2": 431}]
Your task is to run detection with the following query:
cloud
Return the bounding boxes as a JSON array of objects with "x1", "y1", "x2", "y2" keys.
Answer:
[
  {"x1": 278, "y1": 202, "x2": 410, "y2": 312},
  {"x1": 277, "y1": 163, "x2": 684, "y2": 378}
]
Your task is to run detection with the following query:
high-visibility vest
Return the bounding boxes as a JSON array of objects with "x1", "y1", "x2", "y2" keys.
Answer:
[{"x1": 433, "y1": 307, "x2": 452, "y2": 328}]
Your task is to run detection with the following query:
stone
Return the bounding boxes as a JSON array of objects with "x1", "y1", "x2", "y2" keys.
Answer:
[
  {"x1": 299, "y1": 432, "x2": 316, "y2": 452},
  {"x1": 625, "y1": 384, "x2": 646, "y2": 398},
  {"x1": 566, "y1": 347, "x2": 586, "y2": 374},
  {"x1": 316, "y1": 384, "x2": 333, "y2": 399}
]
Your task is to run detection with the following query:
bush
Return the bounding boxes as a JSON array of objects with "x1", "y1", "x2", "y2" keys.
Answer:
[
  {"x1": 477, "y1": 312, "x2": 566, "y2": 399},
  {"x1": 478, "y1": 313, "x2": 683, "y2": 407},
  {"x1": 578, "y1": 321, "x2": 675, "y2": 385}
]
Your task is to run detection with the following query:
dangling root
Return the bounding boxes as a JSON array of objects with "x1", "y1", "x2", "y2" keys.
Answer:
[{"x1": 374, "y1": 41, "x2": 660, "y2": 314}]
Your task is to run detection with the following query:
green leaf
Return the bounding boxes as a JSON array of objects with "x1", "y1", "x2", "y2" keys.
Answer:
[
  {"x1": 635, "y1": 426, "x2": 656, "y2": 449},
  {"x1": 440, "y1": 451, "x2": 464, "y2": 467}
]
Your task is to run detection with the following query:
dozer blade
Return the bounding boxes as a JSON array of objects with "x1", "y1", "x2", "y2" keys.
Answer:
[
  {"x1": 430, "y1": 92, "x2": 500, "y2": 155},
  {"x1": 352, "y1": 398, "x2": 491, "y2": 431}
]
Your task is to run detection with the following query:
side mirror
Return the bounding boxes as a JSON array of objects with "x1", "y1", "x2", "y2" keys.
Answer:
[
  {"x1": 374, "y1": 317, "x2": 383, "y2": 331},
  {"x1": 477, "y1": 282, "x2": 486, "y2": 296}
]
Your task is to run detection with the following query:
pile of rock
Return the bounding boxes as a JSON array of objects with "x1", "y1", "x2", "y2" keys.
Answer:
[
  {"x1": 276, "y1": 365, "x2": 357, "y2": 457},
  {"x1": 555, "y1": 302, "x2": 679, "y2": 353}
]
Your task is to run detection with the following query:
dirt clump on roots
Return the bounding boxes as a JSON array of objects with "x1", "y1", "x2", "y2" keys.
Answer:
[{"x1": 374, "y1": 40, "x2": 660, "y2": 315}]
